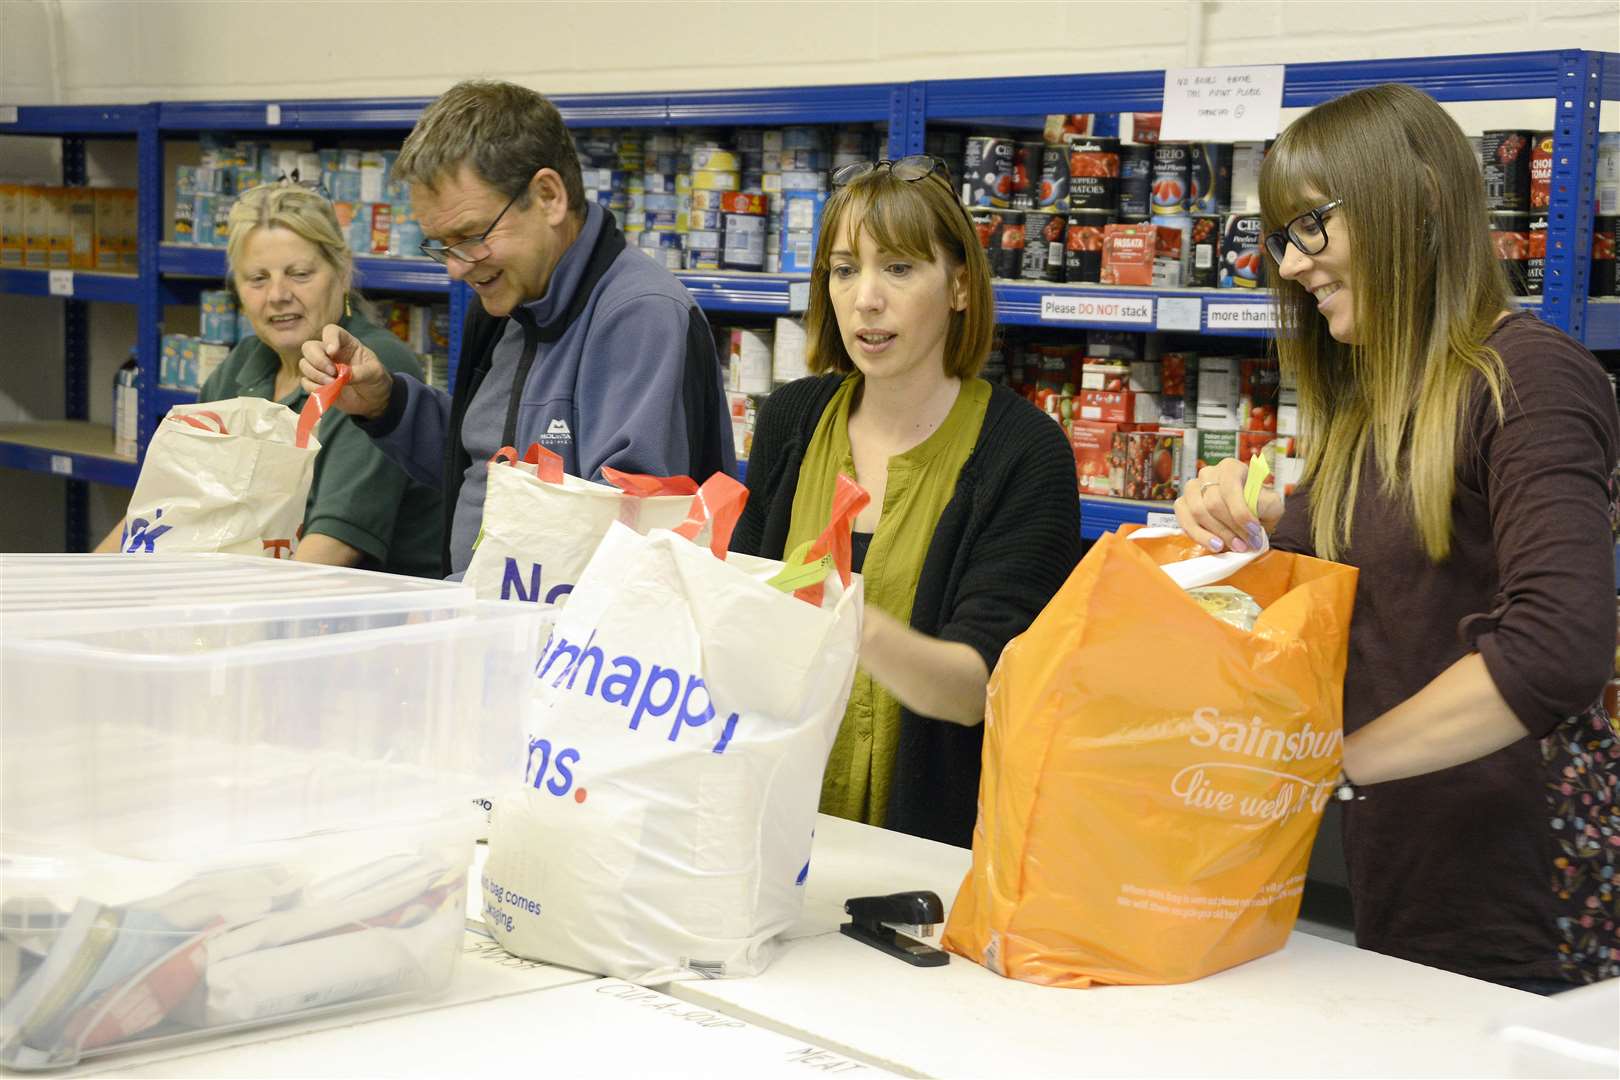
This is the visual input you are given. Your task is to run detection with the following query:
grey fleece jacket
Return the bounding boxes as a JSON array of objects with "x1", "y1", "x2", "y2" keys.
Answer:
[{"x1": 359, "y1": 202, "x2": 736, "y2": 575}]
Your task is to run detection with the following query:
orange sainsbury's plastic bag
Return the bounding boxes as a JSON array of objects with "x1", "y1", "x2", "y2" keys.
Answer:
[{"x1": 941, "y1": 526, "x2": 1358, "y2": 987}]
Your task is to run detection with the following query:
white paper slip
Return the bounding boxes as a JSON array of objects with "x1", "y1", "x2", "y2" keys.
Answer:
[
  {"x1": 1157, "y1": 296, "x2": 1201, "y2": 331},
  {"x1": 1161, "y1": 65, "x2": 1286, "y2": 142}
]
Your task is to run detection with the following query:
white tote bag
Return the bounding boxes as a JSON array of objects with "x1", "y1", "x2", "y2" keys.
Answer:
[
  {"x1": 464, "y1": 443, "x2": 699, "y2": 606},
  {"x1": 118, "y1": 371, "x2": 347, "y2": 558},
  {"x1": 483, "y1": 475, "x2": 869, "y2": 982}
]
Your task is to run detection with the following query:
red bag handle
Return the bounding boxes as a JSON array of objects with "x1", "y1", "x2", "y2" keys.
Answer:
[
  {"x1": 295, "y1": 363, "x2": 353, "y2": 449},
  {"x1": 490, "y1": 443, "x2": 565, "y2": 483},
  {"x1": 794, "y1": 474, "x2": 871, "y2": 606},
  {"x1": 673, "y1": 473, "x2": 749, "y2": 558},
  {"x1": 601, "y1": 467, "x2": 699, "y2": 498},
  {"x1": 168, "y1": 410, "x2": 227, "y2": 434}
]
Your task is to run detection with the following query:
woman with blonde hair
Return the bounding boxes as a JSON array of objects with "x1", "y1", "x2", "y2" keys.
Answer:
[
  {"x1": 1177, "y1": 84, "x2": 1619, "y2": 990},
  {"x1": 99, "y1": 182, "x2": 442, "y2": 574},
  {"x1": 731, "y1": 156, "x2": 1081, "y2": 848}
]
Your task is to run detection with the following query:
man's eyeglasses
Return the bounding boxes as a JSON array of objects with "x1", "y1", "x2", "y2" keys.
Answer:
[
  {"x1": 1265, "y1": 199, "x2": 1343, "y2": 264},
  {"x1": 419, "y1": 187, "x2": 524, "y2": 265},
  {"x1": 831, "y1": 155, "x2": 951, "y2": 188}
]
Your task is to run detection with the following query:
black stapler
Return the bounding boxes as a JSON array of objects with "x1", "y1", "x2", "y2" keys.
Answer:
[{"x1": 840, "y1": 891, "x2": 950, "y2": 967}]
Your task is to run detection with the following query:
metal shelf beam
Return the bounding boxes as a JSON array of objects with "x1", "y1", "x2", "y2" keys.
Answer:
[
  {"x1": 0, "y1": 104, "x2": 150, "y2": 135},
  {"x1": 674, "y1": 272, "x2": 806, "y2": 315},
  {"x1": 923, "y1": 50, "x2": 1620, "y2": 120},
  {"x1": 0, "y1": 423, "x2": 140, "y2": 487},
  {"x1": 664, "y1": 84, "x2": 900, "y2": 126},
  {"x1": 0, "y1": 269, "x2": 143, "y2": 303},
  {"x1": 159, "y1": 244, "x2": 451, "y2": 294}
]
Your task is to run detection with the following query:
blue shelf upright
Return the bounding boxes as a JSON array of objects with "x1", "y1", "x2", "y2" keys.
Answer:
[{"x1": 0, "y1": 103, "x2": 155, "y2": 549}]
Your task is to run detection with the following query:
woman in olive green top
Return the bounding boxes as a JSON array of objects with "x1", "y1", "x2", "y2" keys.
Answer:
[
  {"x1": 98, "y1": 183, "x2": 442, "y2": 576},
  {"x1": 730, "y1": 158, "x2": 1081, "y2": 846}
]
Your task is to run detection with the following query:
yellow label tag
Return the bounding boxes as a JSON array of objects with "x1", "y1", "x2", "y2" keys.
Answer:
[
  {"x1": 765, "y1": 539, "x2": 834, "y2": 593},
  {"x1": 1244, "y1": 452, "x2": 1271, "y2": 517}
]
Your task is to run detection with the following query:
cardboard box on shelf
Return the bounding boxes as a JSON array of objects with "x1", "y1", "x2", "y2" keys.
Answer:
[
  {"x1": 23, "y1": 186, "x2": 51, "y2": 269},
  {"x1": 1128, "y1": 361, "x2": 1161, "y2": 392},
  {"x1": 1196, "y1": 428, "x2": 1238, "y2": 470},
  {"x1": 0, "y1": 184, "x2": 24, "y2": 268},
  {"x1": 197, "y1": 342, "x2": 230, "y2": 388},
  {"x1": 1086, "y1": 330, "x2": 1141, "y2": 360},
  {"x1": 1079, "y1": 389, "x2": 1136, "y2": 424},
  {"x1": 1160, "y1": 352, "x2": 1195, "y2": 398},
  {"x1": 46, "y1": 186, "x2": 73, "y2": 269},
  {"x1": 93, "y1": 189, "x2": 121, "y2": 271},
  {"x1": 1114, "y1": 429, "x2": 1183, "y2": 501},
  {"x1": 67, "y1": 189, "x2": 97, "y2": 270},
  {"x1": 1151, "y1": 217, "x2": 1190, "y2": 288},
  {"x1": 1100, "y1": 223, "x2": 1154, "y2": 286},
  {"x1": 1071, "y1": 419, "x2": 1121, "y2": 495},
  {"x1": 1081, "y1": 363, "x2": 1128, "y2": 391},
  {"x1": 1277, "y1": 404, "x2": 1299, "y2": 436}
]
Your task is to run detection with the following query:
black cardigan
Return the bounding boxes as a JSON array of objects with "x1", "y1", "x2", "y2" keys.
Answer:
[{"x1": 731, "y1": 374, "x2": 1082, "y2": 847}]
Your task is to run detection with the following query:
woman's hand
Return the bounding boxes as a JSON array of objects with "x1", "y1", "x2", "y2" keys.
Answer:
[
  {"x1": 1174, "y1": 456, "x2": 1285, "y2": 554},
  {"x1": 300, "y1": 324, "x2": 392, "y2": 420}
]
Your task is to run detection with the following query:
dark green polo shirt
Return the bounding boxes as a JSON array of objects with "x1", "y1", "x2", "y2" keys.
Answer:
[{"x1": 200, "y1": 311, "x2": 443, "y2": 578}]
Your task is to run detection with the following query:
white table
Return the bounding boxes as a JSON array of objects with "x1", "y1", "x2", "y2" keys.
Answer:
[
  {"x1": 39, "y1": 816, "x2": 1615, "y2": 1079},
  {"x1": 662, "y1": 816, "x2": 1557, "y2": 1079},
  {"x1": 91, "y1": 973, "x2": 894, "y2": 1079}
]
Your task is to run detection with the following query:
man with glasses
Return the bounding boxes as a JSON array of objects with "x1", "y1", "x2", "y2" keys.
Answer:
[{"x1": 299, "y1": 79, "x2": 735, "y2": 578}]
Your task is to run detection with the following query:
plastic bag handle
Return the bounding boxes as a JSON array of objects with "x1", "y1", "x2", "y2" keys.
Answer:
[
  {"x1": 790, "y1": 474, "x2": 871, "y2": 606},
  {"x1": 168, "y1": 410, "x2": 227, "y2": 434},
  {"x1": 600, "y1": 467, "x2": 699, "y2": 498},
  {"x1": 490, "y1": 442, "x2": 564, "y2": 483},
  {"x1": 295, "y1": 363, "x2": 352, "y2": 449},
  {"x1": 673, "y1": 473, "x2": 749, "y2": 558}
]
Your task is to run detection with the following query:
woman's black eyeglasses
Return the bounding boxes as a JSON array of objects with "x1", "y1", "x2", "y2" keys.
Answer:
[
  {"x1": 419, "y1": 187, "x2": 524, "y2": 265},
  {"x1": 1265, "y1": 199, "x2": 1343, "y2": 264},
  {"x1": 831, "y1": 155, "x2": 951, "y2": 188}
]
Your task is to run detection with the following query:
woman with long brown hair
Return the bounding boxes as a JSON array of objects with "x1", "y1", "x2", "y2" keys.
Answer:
[
  {"x1": 731, "y1": 156, "x2": 1081, "y2": 848},
  {"x1": 1177, "y1": 84, "x2": 1619, "y2": 991}
]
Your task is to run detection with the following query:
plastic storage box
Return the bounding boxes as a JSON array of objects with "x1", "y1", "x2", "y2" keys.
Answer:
[{"x1": 0, "y1": 555, "x2": 543, "y2": 1069}]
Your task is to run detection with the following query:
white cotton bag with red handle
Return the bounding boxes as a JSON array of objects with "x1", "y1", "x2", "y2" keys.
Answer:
[
  {"x1": 482, "y1": 474, "x2": 868, "y2": 983},
  {"x1": 464, "y1": 443, "x2": 700, "y2": 606},
  {"x1": 117, "y1": 367, "x2": 350, "y2": 558}
]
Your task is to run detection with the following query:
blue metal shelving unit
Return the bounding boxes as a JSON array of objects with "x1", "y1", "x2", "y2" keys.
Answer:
[
  {"x1": 10, "y1": 52, "x2": 1617, "y2": 559},
  {"x1": 0, "y1": 104, "x2": 156, "y2": 549},
  {"x1": 916, "y1": 50, "x2": 1620, "y2": 539}
]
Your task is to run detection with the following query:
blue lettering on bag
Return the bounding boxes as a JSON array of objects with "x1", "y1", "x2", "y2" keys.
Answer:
[
  {"x1": 535, "y1": 631, "x2": 741, "y2": 754},
  {"x1": 122, "y1": 508, "x2": 173, "y2": 553},
  {"x1": 525, "y1": 735, "x2": 581, "y2": 797},
  {"x1": 501, "y1": 558, "x2": 574, "y2": 605}
]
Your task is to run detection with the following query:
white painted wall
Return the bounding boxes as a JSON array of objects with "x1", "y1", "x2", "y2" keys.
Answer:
[{"x1": 1, "y1": 0, "x2": 1617, "y2": 106}]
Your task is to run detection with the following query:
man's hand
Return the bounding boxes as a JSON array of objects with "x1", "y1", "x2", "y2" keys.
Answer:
[{"x1": 300, "y1": 324, "x2": 393, "y2": 419}]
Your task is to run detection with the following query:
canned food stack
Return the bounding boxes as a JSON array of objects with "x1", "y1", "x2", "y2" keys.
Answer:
[
  {"x1": 684, "y1": 143, "x2": 736, "y2": 272},
  {"x1": 1066, "y1": 135, "x2": 1122, "y2": 285},
  {"x1": 636, "y1": 132, "x2": 684, "y2": 270},
  {"x1": 734, "y1": 128, "x2": 780, "y2": 271},
  {"x1": 574, "y1": 127, "x2": 628, "y2": 230},
  {"x1": 777, "y1": 126, "x2": 830, "y2": 274},
  {"x1": 1482, "y1": 129, "x2": 1617, "y2": 297},
  {"x1": 926, "y1": 129, "x2": 965, "y2": 187},
  {"x1": 718, "y1": 192, "x2": 768, "y2": 272}
]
